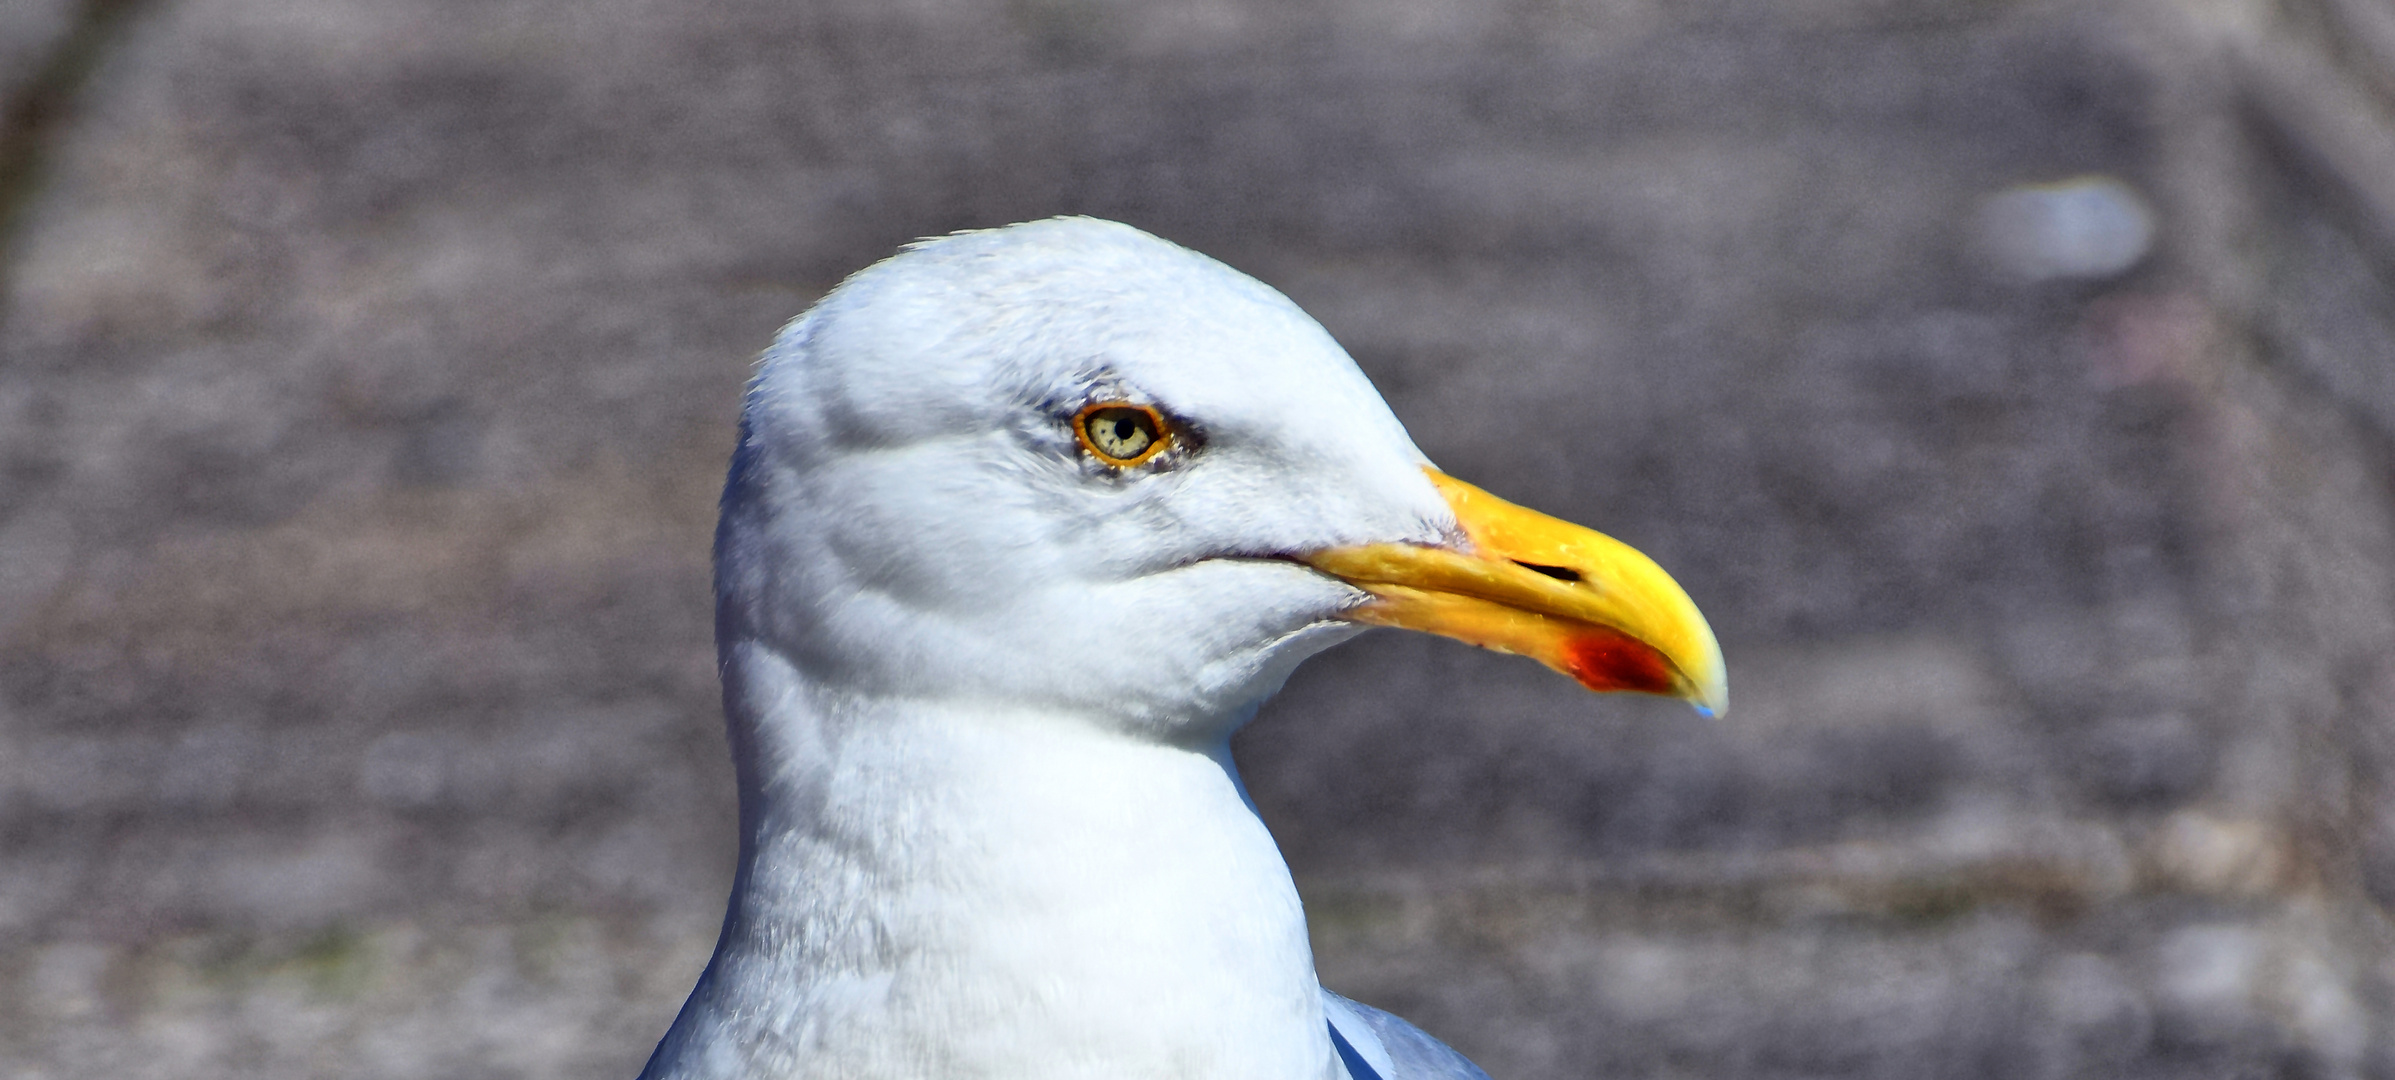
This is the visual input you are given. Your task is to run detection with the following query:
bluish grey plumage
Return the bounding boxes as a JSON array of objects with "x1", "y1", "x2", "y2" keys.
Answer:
[{"x1": 1323, "y1": 990, "x2": 1492, "y2": 1080}]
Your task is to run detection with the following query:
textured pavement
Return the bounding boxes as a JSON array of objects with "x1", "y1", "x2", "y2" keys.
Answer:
[{"x1": 4, "y1": 1, "x2": 2395, "y2": 1077}]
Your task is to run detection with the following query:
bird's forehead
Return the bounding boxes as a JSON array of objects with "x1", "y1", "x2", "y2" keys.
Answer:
[
  {"x1": 1063, "y1": 286, "x2": 1386, "y2": 426},
  {"x1": 785, "y1": 219, "x2": 1416, "y2": 458}
]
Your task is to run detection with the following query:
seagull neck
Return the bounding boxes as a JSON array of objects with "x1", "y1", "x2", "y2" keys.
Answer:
[{"x1": 663, "y1": 640, "x2": 1338, "y2": 1078}]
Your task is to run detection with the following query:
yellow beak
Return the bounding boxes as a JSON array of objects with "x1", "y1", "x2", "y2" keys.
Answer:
[{"x1": 1302, "y1": 470, "x2": 1727, "y2": 716}]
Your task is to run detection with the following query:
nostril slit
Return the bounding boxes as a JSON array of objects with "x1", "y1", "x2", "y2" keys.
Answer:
[{"x1": 1513, "y1": 561, "x2": 1582, "y2": 583}]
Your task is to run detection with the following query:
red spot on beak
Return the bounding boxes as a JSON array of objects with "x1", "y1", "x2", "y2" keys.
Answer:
[{"x1": 1562, "y1": 628, "x2": 1676, "y2": 696}]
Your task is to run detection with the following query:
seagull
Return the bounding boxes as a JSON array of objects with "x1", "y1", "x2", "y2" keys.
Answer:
[{"x1": 637, "y1": 217, "x2": 1726, "y2": 1080}]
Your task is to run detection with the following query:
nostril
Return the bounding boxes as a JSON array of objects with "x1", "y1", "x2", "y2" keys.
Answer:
[{"x1": 1513, "y1": 561, "x2": 1582, "y2": 583}]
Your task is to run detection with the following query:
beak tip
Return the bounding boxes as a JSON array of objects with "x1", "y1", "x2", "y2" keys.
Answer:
[{"x1": 1688, "y1": 652, "x2": 1727, "y2": 719}]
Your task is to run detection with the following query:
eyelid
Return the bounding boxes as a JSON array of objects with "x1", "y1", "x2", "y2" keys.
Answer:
[{"x1": 1073, "y1": 400, "x2": 1174, "y2": 467}]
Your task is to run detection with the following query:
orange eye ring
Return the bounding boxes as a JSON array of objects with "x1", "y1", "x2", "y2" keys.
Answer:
[{"x1": 1073, "y1": 401, "x2": 1173, "y2": 467}]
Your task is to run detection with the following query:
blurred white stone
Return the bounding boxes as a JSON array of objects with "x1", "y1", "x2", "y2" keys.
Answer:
[
  {"x1": 1974, "y1": 175, "x2": 2156, "y2": 282},
  {"x1": 2156, "y1": 924, "x2": 2262, "y2": 1019},
  {"x1": 2150, "y1": 811, "x2": 2285, "y2": 897},
  {"x1": 2277, "y1": 948, "x2": 2368, "y2": 1070},
  {"x1": 1595, "y1": 939, "x2": 1694, "y2": 1021}
]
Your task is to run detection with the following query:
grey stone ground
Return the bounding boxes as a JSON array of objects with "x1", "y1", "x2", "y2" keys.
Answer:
[{"x1": 3, "y1": 0, "x2": 2395, "y2": 1077}]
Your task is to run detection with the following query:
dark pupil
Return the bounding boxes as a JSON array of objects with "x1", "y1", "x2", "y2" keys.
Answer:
[{"x1": 1091, "y1": 410, "x2": 1152, "y2": 456}]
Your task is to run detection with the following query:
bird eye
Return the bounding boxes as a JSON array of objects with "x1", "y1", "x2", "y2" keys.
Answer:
[{"x1": 1074, "y1": 402, "x2": 1172, "y2": 466}]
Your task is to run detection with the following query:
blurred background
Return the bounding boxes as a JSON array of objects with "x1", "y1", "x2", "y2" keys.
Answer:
[{"x1": 4, "y1": 0, "x2": 2395, "y2": 1076}]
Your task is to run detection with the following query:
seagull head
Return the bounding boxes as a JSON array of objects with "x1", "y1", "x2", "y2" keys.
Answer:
[{"x1": 716, "y1": 217, "x2": 1724, "y2": 745}]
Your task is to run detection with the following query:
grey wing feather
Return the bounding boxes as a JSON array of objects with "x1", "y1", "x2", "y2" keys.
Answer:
[{"x1": 1320, "y1": 988, "x2": 1493, "y2": 1080}]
